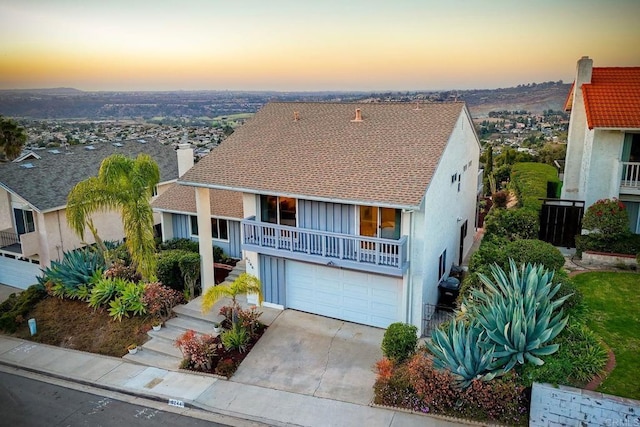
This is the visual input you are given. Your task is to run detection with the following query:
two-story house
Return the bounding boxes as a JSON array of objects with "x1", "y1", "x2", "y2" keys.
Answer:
[
  {"x1": 0, "y1": 139, "x2": 183, "y2": 288},
  {"x1": 562, "y1": 56, "x2": 640, "y2": 231},
  {"x1": 179, "y1": 102, "x2": 481, "y2": 333}
]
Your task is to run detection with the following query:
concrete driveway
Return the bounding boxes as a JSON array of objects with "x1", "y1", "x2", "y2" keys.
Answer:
[{"x1": 231, "y1": 309, "x2": 385, "y2": 406}]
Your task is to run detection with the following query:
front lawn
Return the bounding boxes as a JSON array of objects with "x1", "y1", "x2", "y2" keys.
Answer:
[{"x1": 571, "y1": 272, "x2": 640, "y2": 399}]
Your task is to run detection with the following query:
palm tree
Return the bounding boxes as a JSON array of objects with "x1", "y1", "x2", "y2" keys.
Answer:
[
  {"x1": 66, "y1": 153, "x2": 160, "y2": 280},
  {"x1": 201, "y1": 273, "x2": 263, "y2": 324},
  {"x1": 0, "y1": 116, "x2": 27, "y2": 161}
]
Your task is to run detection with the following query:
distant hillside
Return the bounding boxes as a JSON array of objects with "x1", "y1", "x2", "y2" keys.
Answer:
[
  {"x1": 0, "y1": 82, "x2": 572, "y2": 120},
  {"x1": 460, "y1": 81, "x2": 571, "y2": 118}
]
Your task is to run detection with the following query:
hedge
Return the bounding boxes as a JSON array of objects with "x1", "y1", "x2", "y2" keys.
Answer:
[{"x1": 510, "y1": 162, "x2": 561, "y2": 213}]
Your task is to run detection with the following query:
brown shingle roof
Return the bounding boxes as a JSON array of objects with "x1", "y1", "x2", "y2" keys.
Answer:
[
  {"x1": 152, "y1": 183, "x2": 243, "y2": 219},
  {"x1": 180, "y1": 102, "x2": 467, "y2": 208}
]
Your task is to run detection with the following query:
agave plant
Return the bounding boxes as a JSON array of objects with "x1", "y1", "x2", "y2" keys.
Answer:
[
  {"x1": 38, "y1": 247, "x2": 105, "y2": 297},
  {"x1": 426, "y1": 319, "x2": 498, "y2": 388},
  {"x1": 472, "y1": 259, "x2": 570, "y2": 373}
]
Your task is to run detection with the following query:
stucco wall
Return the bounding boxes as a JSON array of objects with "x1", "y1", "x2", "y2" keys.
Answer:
[
  {"x1": 417, "y1": 108, "x2": 479, "y2": 323},
  {"x1": 0, "y1": 188, "x2": 11, "y2": 231},
  {"x1": 530, "y1": 383, "x2": 640, "y2": 426},
  {"x1": 583, "y1": 130, "x2": 625, "y2": 208}
]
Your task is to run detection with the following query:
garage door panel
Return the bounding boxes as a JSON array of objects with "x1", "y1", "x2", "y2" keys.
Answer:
[
  {"x1": 0, "y1": 257, "x2": 41, "y2": 289},
  {"x1": 286, "y1": 260, "x2": 401, "y2": 328}
]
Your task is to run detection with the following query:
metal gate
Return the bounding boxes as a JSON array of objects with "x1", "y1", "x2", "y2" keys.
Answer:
[{"x1": 539, "y1": 199, "x2": 584, "y2": 248}]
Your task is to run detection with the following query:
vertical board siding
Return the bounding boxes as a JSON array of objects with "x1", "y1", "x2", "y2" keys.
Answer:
[
  {"x1": 298, "y1": 200, "x2": 354, "y2": 234},
  {"x1": 259, "y1": 254, "x2": 286, "y2": 305},
  {"x1": 228, "y1": 221, "x2": 241, "y2": 258}
]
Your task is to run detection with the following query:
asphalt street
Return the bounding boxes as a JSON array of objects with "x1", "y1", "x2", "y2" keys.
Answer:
[{"x1": 0, "y1": 371, "x2": 228, "y2": 427}]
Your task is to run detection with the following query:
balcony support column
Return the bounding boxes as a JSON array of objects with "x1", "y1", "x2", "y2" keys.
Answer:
[{"x1": 195, "y1": 187, "x2": 215, "y2": 292}]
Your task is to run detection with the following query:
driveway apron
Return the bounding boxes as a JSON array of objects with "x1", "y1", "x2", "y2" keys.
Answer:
[{"x1": 231, "y1": 309, "x2": 384, "y2": 405}]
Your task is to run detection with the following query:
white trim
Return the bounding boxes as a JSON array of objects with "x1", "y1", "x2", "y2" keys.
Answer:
[{"x1": 262, "y1": 301, "x2": 284, "y2": 310}]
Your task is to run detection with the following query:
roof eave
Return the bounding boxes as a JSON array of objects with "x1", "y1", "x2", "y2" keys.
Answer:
[{"x1": 177, "y1": 180, "x2": 420, "y2": 211}]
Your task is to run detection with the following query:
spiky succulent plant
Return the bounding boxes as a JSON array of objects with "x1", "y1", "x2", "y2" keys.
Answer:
[
  {"x1": 472, "y1": 259, "x2": 570, "y2": 372},
  {"x1": 426, "y1": 319, "x2": 498, "y2": 388}
]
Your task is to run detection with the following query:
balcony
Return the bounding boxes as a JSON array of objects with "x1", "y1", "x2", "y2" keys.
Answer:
[
  {"x1": 0, "y1": 229, "x2": 22, "y2": 254},
  {"x1": 620, "y1": 162, "x2": 640, "y2": 195},
  {"x1": 241, "y1": 217, "x2": 408, "y2": 276}
]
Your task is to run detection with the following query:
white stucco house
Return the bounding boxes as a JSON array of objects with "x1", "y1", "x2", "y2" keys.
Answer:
[
  {"x1": 178, "y1": 102, "x2": 481, "y2": 334},
  {"x1": 0, "y1": 139, "x2": 183, "y2": 288},
  {"x1": 562, "y1": 56, "x2": 640, "y2": 231}
]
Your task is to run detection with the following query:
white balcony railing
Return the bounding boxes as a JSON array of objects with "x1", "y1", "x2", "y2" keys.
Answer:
[
  {"x1": 241, "y1": 217, "x2": 408, "y2": 276},
  {"x1": 620, "y1": 162, "x2": 640, "y2": 193}
]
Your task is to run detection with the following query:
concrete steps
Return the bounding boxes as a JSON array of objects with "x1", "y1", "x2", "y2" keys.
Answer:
[
  {"x1": 123, "y1": 260, "x2": 246, "y2": 370},
  {"x1": 122, "y1": 260, "x2": 253, "y2": 371}
]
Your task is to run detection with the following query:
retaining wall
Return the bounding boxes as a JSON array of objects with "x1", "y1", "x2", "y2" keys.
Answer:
[{"x1": 530, "y1": 383, "x2": 640, "y2": 426}]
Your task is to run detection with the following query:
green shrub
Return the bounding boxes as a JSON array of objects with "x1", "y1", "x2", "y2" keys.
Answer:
[
  {"x1": 381, "y1": 322, "x2": 418, "y2": 363},
  {"x1": 484, "y1": 207, "x2": 539, "y2": 241},
  {"x1": 583, "y1": 198, "x2": 630, "y2": 238},
  {"x1": 158, "y1": 238, "x2": 199, "y2": 253},
  {"x1": 0, "y1": 284, "x2": 47, "y2": 333},
  {"x1": 221, "y1": 323, "x2": 250, "y2": 353},
  {"x1": 504, "y1": 239, "x2": 565, "y2": 271},
  {"x1": 156, "y1": 249, "x2": 189, "y2": 291},
  {"x1": 518, "y1": 322, "x2": 608, "y2": 388},
  {"x1": 510, "y1": 162, "x2": 560, "y2": 213},
  {"x1": 575, "y1": 233, "x2": 640, "y2": 256}
]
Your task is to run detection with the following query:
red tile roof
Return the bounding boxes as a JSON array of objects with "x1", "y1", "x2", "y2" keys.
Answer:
[
  {"x1": 152, "y1": 183, "x2": 243, "y2": 219},
  {"x1": 179, "y1": 102, "x2": 469, "y2": 208},
  {"x1": 567, "y1": 67, "x2": 640, "y2": 129}
]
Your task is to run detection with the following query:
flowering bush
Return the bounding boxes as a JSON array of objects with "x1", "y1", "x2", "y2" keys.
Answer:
[
  {"x1": 373, "y1": 349, "x2": 530, "y2": 425},
  {"x1": 219, "y1": 303, "x2": 263, "y2": 336},
  {"x1": 142, "y1": 282, "x2": 184, "y2": 321},
  {"x1": 583, "y1": 198, "x2": 629, "y2": 238},
  {"x1": 175, "y1": 329, "x2": 217, "y2": 371},
  {"x1": 103, "y1": 261, "x2": 142, "y2": 283}
]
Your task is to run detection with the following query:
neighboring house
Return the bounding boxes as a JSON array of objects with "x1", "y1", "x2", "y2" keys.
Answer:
[
  {"x1": 0, "y1": 139, "x2": 181, "y2": 288},
  {"x1": 179, "y1": 102, "x2": 481, "y2": 333},
  {"x1": 562, "y1": 56, "x2": 640, "y2": 231},
  {"x1": 152, "y1": 183, "x2": 244, "y2": 259}
]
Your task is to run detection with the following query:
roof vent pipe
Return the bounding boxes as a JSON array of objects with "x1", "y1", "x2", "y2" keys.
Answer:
[
  {"x1": 293, "y1": 111, "x2": 300, "y2": 121},
  {"x1": 351, "y1": 108, "x2": 363, "y2": 122}
]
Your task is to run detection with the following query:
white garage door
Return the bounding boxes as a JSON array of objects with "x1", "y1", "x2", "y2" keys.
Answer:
[
  {"x1": 0, "y1": 256, "x2": 42, "y2": 289},
  {"x1": 286, "y1": 260, "x2": 402, "y2": 328}
]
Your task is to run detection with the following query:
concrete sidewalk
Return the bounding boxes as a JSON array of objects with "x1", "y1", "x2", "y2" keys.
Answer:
[{"x1": 0, "y1": 335, "x2": 462, "y2": 427}]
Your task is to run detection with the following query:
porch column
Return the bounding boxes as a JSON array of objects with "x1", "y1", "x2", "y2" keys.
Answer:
[{"x1": 195, "y1": 187, "x2": 215, "y2": 291}]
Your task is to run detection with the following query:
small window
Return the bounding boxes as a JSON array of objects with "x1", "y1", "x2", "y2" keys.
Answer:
[
  {"x1": 212, "y1": 218, "x2": 229, "y2": 241},
  {"x1": 151, "y1": 185, "x2": 158, "y2": 197},
  {"x1": 438, "y1": 249, "x2": 447, "y2": 280},
  {"x1": 190, "y1": 215, "x2": 198, "y2": 236}
]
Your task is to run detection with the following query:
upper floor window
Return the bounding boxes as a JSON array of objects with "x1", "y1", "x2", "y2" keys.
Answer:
[
  {"x1": 622, "y1": 133, "x2": 640, "y2": 162},
  {"x1": 359, "y1": 206, "x2": 401, "y2": 240},
  {"x1": 14, "y1": 208, "x2": 35, "y2": 235},
  {"x1": 260, "y1": 196, "x2": 296, "y2": 227}
]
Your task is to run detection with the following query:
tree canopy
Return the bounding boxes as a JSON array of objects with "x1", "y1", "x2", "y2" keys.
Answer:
[
  {"x1": 0, "y1": 116, "x2": 27, "y2": 161},
  {"x1": 66, "y1": 153, "x2": 160, "y2": 280}
]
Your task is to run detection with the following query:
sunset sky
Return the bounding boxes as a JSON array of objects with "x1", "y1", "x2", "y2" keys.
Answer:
[{"x1": 1, "y1": 0, "x2": 639, "y2": 92}]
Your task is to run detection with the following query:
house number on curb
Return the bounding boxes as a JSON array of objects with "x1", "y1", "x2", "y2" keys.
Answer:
[{"x1": 168, "y1": 399, "x2": 185, "y2": 408}]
